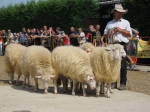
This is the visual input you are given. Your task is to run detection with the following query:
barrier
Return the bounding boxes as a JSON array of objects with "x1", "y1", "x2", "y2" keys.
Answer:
[{"x1": 127, "y1": 38, "x2": 150, "y2": 58}]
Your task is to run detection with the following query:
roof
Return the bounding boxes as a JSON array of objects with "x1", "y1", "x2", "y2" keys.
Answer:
[{"x1": 97, "y1": 0, "x2": 124, "y2": 5}]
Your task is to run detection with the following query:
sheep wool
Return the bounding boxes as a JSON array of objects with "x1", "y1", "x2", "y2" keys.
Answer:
[
  {"x1": 22, "y1": 45, "x2": 57, "y2": 93},
  {"x1": 52, "y1": 46, "x2": 96, "y2": 96},
  {"x1": 90, "y1": 46, "x2": 121, "y2": 83},
  {"x1": 80, "y1": 42, "x2": 94, "y2": 51},
  {"x1": 5, "y1": 44, "x2": 26, "y2": 84}
]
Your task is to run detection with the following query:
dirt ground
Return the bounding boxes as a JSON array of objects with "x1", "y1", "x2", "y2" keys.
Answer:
[{"x1": 0, "y1": 56, "x2": 150, "y2": 95}]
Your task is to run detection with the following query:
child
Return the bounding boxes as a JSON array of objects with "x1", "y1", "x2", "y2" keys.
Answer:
[{"x1": 61, "y1": 31, "x2": 68, "y2": 46}]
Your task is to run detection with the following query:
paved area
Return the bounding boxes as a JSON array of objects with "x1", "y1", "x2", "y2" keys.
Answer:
[
  {"x1": 0, "y1": 86, "x2": 150, "y2": 112},
  {"x1": 128, "y1": 65, "x2": 150, "y2": 72}
]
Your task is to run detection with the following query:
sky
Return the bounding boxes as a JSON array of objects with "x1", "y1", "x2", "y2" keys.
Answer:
[{"x1": 0, "y1": 0, "x2": 39, "y2": 7}]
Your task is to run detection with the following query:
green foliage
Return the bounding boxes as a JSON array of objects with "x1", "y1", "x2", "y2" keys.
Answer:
[
  {"x1": 124, "y1": 0, "x2": 150, "y2": 36},
  {"x1": 0, "y1": 0, "x2": 99, "y2": 33}
]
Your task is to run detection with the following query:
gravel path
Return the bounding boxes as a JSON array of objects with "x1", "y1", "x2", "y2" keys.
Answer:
[{"x1": 0, "y1": 86, "x2": 150, "y2": 112}]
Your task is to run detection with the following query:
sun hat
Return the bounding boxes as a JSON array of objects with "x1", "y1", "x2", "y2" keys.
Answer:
[{"x1": 111, "y1": 4, "x2": 128, "y2": 14}]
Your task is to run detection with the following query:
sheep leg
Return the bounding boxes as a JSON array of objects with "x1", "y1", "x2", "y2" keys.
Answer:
[
  {"x1": 53, "y1": 79, "x2": 58, "y2": 94},
  {"x1": 106, "y1": 83, "x2": 111, "y2": 98},
  {"x1": 16, "y1": 75, "x2": 21, "y2": 86},
  {"x1": 27, "y1": 75, "x2": 31, "y2": 87},
  {"x1": 62, "y1": 76, "x2": 67, "y2": 93},
  {"x1": 96, "y1": 81, "x2": 101, "y2": 97},
  {"x1": 75, "y1": 82, "x2": 79, "y2": 93},
  {"x1": 23, "y1": 76, "x2": 27, "y2": 89},
  {"x1": 34, "y1": 78, "x2": 38, "y2": 92},
  {"x1": 109, "y1": 84, "x2": 113, "y2": 93},
  {"x1": 79, "y1": 83, "x2": 82, "y2": 90},
  {"x1": 72, "y1": 80, "x2": 77, "y2": 96},
  {"x1": 82, "y1": 83, "x2": 86, "y2": 96},
  {"x1": 87, "y1": 84, "x2": 91, "y2": 94},
  {"x1": 100, "y1": 82, "x2": 105, "y2": 94},
  {"x1": 9, "y1": 73, "x2": 14, "y2": 84}
]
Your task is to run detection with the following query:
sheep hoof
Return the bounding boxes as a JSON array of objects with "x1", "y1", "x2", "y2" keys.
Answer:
[
  {"x1": 15, "y1": 83, "x2": 19, "y2": 86},
  {"x1": 35, "y1": 89, "x2": 38, "y2": 92},
  {"x1": 9, "y1": 81, "x2": 12, "y2": 84},
  {"x1": 44, "y1": 92, "x2": 48, "y2": 94},
  {"x1": 100, "y1": 91, "x2": 104, "y2": 94},
  {"x1": 96, "y1": 93, "x2": 99, "y2": 97},
  {"x1": 83, "y1": 94, "x2": 86, "y2": 97},
  {"x1": 110, "y1": 91, "x2": 113, "y2": 93},
  {"x1": 106, "y1": 95, "x2": 110, "y2": 98},
  {"x1": 28, "y1": 85, "x2": 31, "y2": 87},
  {"x1": 72, "y1": 93, "x2": 75, "y2": 96}
]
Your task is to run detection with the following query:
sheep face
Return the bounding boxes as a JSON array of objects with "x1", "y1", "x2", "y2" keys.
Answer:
[
  {"x1": 105, "y1": 47, "x2": 121, "y2": 60},
  {"x1": 35, "y1": 75, "x2": 55, "y2": 93},
  {"x1": 84, "y1": 72, "x2": 96, "y2": 90}
]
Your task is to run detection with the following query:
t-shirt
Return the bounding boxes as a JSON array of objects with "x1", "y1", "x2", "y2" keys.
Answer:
[{"x1": 62, "y1": 36, "x2": 68, "y2": 45}]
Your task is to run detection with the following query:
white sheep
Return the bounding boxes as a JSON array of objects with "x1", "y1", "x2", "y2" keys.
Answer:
[
  {"x1": 4, "y1": 44, "x2": 30, "y2": 86},
  {"x1": 52, "y1": 46, "x2": 96, "y2": 96},
  {"x1": 22, "y1": 45, "x2": 57, "y2": 93},
  {"x1": 80, "y1": 42, "x2": 94, "y2": 52},
  {"x1": 90, "y1": 44, "x2": 126, "y2": 98}
]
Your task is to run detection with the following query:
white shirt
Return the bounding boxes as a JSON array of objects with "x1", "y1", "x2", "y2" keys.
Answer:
[
  {"x1": 78, "y1": 32, "x2": 86, "y2": 43},
  {"x1": 104, "y1": 18, "x2": 132, "y2": 43}
]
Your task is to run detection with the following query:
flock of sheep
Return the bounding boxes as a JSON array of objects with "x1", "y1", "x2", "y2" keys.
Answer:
[{"x1": 4, "y1": 43, "x2": 126, "y2": 98}]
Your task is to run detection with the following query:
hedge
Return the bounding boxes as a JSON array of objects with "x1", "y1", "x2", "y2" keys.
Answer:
[{"x1": 0, "y1": 0, "x2": 100, "y2": 33}]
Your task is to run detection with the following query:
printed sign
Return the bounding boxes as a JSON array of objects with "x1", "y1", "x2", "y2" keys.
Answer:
[{"x1": 127, "y1": 39, "x2": 150, "y2": 58}]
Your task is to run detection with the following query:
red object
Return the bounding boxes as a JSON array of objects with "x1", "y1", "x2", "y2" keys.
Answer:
[
  {"x1": 62, "y1": 36, "x2": 68, "y2": 45},
  {"x1": 86, "y1": 32, "x2": 90, "y2": 39},
  {"x1": 131, "y1": 57, "x2": 137, "y2": 63}
]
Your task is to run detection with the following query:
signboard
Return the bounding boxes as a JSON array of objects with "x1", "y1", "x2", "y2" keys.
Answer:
[{"x1": 127, "y1": 39, "x2": 150, "y2": 58}]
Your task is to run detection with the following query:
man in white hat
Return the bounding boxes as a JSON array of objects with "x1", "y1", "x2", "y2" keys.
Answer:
[{"x1": 102, "y1": 4, "x2": 132, "y2": 90}]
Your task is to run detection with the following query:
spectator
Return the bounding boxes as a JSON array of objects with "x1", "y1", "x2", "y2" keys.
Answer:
[
  {"x1": 77, "y1": 28, "x2": 86, "y2": 45},
  {"x1": 94, "y1": 24, "x2": 101, "y2": 47},
  {"x1": 68, "y1": 26, "x2": 78, "y2": 46},
  {"x1": 87, "y1": 25, "x2": 96, "y2": 44},
  {"x1": 13, "y1": 33, "x2": 19, "y2": 44},
  {"x1": 7, "y1": 30, "x2": 14, "y2": 44},
  {"x1": 61, "y1": 31, "x2": 69, "y2": 46},
  {"x1": 43, "y1": 25, "x2": 47, "y2": 32},
  {"x1": 21, "y1": 27, "x2": 27, "y2": 45},
  {"x1": 0, "y1": 31, "x2": 2, "y2": 55}
]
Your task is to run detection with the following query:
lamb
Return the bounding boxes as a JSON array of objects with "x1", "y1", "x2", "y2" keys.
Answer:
[
  {"x1": 90, "y1": 44, "x2": 126, "y2": 98},
  {"x1": 22, "y1": 45, "x2": 57, "y2": 93},
  {"x1": 4, "y1": 44, "x2": 29, "y2": 86},
  {"x1": 52, "y1": 46, "x2": 96, "y2": 96}
]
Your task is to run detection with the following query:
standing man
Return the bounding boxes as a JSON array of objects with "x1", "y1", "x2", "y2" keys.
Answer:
[
  {"x1": 102, "y1": 4, "x2": 132, "y2": 90},
  {"x1": 68, "y1": 26, "x2": 78, "y2": 46}
]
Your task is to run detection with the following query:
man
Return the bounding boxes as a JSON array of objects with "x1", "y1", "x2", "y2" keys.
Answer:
[
  {"x1": 95, "y1": 24, "x2": 101, "y2": 47},
  {"x1": 68, "y1": 27, "x2": 78, "y2": 46},
  {"x1": 21, "y1": 27, "x2": 27, "y2": 45},
  {"x1": 102, "y1": 4, "x2": 132, "y2": 90}
]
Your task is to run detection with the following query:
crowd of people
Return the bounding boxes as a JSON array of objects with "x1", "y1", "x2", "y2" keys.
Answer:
[{"x1": 0, "y1": 24, "x2": 102, "y2": 54}]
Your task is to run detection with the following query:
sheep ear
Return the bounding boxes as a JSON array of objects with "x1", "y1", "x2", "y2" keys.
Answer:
[
  {"x1": 105, "y1": 47, "x2": 111, "y2": 51},
  {"x1": 49, "y1": 75, "x2": 55, "y2": 78},
  {"x1": 87, "y1": 75, "x2": 91, "y2": 80},
  {"x1": 35, "y1": 76, "x2": 42, "y2": 79}
]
